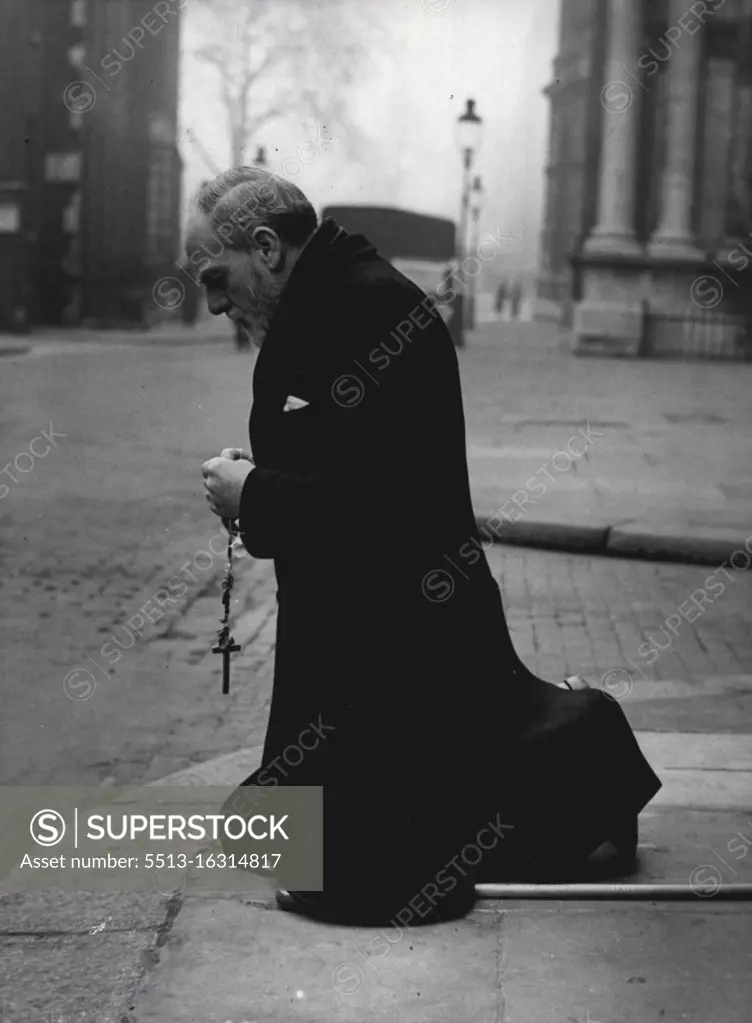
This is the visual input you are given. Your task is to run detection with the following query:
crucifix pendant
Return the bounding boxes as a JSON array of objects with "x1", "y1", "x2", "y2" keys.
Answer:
[
  {"x1": 214, "y1": 517, "x2": 241, "y2": 694},
  {"x1": 213, "y1": 633, "x2": 241, "y2": 694}
]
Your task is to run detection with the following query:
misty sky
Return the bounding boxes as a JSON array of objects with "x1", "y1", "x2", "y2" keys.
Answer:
[{"x1": 178, "y1": 0, "x2": 560, "y2": 273}]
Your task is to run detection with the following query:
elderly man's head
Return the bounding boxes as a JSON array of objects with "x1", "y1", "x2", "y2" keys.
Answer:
[{"x1": 186, "y1": 167, "x2": 318, "y2": 347}]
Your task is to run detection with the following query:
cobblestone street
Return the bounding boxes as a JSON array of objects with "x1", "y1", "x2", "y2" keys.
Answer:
[{"x1": 0, "y1": 338, "x2": 263, "y2": 785}]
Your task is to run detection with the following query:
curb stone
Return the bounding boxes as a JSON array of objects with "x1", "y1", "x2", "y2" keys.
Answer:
[
  {"x1": 477, "y1": 516, "x2": 752, "y2": 569},
  {"x1": 605, "y1": 523, "x2": 751, "y2": 568},
  {"x1": 0, "y1": 343, "x2": 30, "y2": 358},
  {"x1": 478, "y1": 517, "x2": 608, "y2": 554}
]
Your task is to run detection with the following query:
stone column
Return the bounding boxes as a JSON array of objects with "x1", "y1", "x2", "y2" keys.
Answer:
[
  {"x1": 723, "y1": 80, "x2": 752, "y2": 245},
  {"x1": 648, "y1": 0, "x2": 704, "y2": 259},
  {"x1": 584, "y1": 0, "x2": 643, "y2": 256},
  {"x1": 699, "y1": 58, "x2": 736, "y2": 250}
]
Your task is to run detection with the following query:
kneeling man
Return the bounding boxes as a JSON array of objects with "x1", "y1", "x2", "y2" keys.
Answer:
[{"x1": 191, "y1": 167, "x2": 661, "y2": 925}]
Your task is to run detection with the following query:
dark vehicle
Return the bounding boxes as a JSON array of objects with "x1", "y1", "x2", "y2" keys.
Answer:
[{"x1": 320, "y1": 205, "x2": 462, "y2": 343}]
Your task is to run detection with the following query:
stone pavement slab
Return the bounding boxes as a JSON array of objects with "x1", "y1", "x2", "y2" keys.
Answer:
[
  {"x1": 638, "y1": 732, "x2": 752, "y2": 809},
  {"x1": 497, "y1": 902, "x2": 752, "y2": 1023},
  {"x1": 0, "y1": 928, "x2": 158, "y2": 1023},
  {"x1": 638, "y1": 731, "x2": 752, "y2": 771},
  {"x1": 623, "y1": 806, "x2": 752, "y2": 890},
  {"x1": 622, "y1": 693, "x2": 752, "y2": 736},
  {"x1": 124, "y1": 894, "x2": 752, "y2": 1023},
  {"x1": 0, "y1": 890, "x2": 179, "y2": 1022},
  {"x1": 462, "y1": 321, "x2": 752, "y2": 562},
  {"x1": 0, "y1": 888, "x2": 179, "y2": 1023},
  {"x1": 129, "y1": 896, "x2": 504, "y2": 1023}
]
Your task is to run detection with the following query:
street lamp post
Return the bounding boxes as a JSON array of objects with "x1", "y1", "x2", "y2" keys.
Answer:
[
  {"x1": 455, "y1": 99, "x2": 483, "y2": 346},
  {"x1": 468, "y1": 175, "x2": 484, "y2": 328}
]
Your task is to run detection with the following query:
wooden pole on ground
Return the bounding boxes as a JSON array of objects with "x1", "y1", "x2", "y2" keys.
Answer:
[{"x1": 475, "y1": 883, "x2": 752, "y2": 900}]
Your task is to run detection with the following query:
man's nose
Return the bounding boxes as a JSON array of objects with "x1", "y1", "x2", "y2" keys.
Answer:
[{"x1": 206, "y1": 290, "x2": 230, "y2": 317}]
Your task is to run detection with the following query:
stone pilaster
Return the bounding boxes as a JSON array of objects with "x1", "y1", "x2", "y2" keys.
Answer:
[
  {"x1": 648, "y1": 0, "x2": 704, "y2": 260},
  {"x1": 584, "y1": 0, "x2": 643, "y2": 257},
  {"x1": 699, "y1": 57, "x2": 736, "y2": 251},
  {"x1": 574, "y1": 0, "x2": 645, "y2": 356},
  {"x1": 718, "y1": 79, "x2": 752, "y2": 263}
]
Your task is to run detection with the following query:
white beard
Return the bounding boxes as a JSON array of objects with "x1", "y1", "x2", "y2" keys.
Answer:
[{"x1": 240, "y1": 273, "x2": 285, "y2": 349}]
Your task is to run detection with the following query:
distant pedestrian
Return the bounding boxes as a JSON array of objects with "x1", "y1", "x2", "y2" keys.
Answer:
[
  {"x1": 510, "y1": 280, "x2": 523, "y2": 320},
  {"x1": 495, "y1": 280, "x2": 507, "y2": 318}
]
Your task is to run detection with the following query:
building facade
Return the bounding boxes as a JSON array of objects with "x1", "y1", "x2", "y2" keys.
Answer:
[
  {"x1": 0, "y1": 0, "x2": 183, "y2": 331},
  {"x1": 537, "y1": 0, "x2": 752, "y2": 358}
]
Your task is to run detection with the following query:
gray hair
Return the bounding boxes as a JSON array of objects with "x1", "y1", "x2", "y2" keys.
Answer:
[{"x1": 194, "y1": 166, "x2": 318, "y2": 251}]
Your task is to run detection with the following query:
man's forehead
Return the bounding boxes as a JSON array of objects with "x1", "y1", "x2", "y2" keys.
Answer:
[{"x1": 185, "y1": 213, "x2": 222, "y2": 257}]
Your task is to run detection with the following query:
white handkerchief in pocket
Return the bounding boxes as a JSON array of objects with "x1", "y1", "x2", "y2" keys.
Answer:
[{"x1": 283, "y1": 395, "x2": 310, "y2": 412}]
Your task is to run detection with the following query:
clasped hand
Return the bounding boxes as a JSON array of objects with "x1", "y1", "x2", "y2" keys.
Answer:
[{"x1": 202, "y1": 447, "x2": 254, "y2": 519}]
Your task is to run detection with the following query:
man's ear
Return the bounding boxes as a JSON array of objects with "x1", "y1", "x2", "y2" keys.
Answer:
[{"x1": 251, "y1": 226, "x2": 283, "y2": 270}]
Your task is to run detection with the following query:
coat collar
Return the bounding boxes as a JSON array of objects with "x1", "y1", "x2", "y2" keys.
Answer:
[{"x1": 251, "y1": 218, "x2": 349, "y2": 405}]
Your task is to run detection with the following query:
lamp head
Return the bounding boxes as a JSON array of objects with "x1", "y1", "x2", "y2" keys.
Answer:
[{"x1": 456, "y1": 98, "x2": 484, "y2": 162}]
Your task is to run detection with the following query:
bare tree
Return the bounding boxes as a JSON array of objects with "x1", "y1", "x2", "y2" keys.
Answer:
[{"x1": 191, "y1": 0, "x2": 379, "y2": 168}]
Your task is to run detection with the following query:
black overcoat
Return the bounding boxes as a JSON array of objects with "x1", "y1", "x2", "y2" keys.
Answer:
[{"x1": 231, "y1": 219, "x2": 660, "y2": 897}]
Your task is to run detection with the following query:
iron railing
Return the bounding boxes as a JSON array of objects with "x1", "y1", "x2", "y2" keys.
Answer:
[{"x1": 642, "y1": 309, "x2": 752, "y2": 361}]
